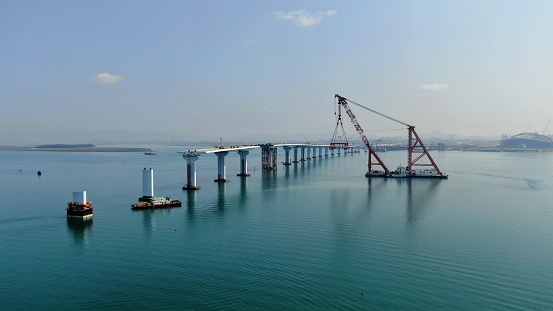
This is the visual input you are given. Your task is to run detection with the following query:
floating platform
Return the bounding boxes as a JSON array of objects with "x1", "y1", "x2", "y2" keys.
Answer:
[
  {"x1": 131, "y1": 196, "x2": 182, "y2": 210},
  {"x1": 67, "y1": 190, "x2": 93, "y2": 219},
  {"x1": 67, "y1": 202, "x2": 93, "y2": 219}
]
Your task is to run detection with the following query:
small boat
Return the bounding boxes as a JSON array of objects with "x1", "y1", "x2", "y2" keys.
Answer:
[{"x1": 144, "y1": 149, "x2": 157, "y2": 155}]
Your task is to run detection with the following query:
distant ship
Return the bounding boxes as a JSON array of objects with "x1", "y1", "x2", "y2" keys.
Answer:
[
  {"x1": 131, "y1": 196, "x2": 182, "y2": 210},
  {"x1": 67, "y1": 190, "x2": 93, "y2": 219},
  {"x1": 144, "y1": 149, "x2": 157, "y2": 155}
]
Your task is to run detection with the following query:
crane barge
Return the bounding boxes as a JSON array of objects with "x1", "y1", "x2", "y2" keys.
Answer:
[{"x1": 334, "y1": 94, "x2": 447, "y2": 179}]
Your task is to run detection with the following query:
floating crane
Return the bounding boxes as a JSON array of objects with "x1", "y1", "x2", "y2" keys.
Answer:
[{"x1": 334, "y1": 94, "x2": 447, "y2": 179}]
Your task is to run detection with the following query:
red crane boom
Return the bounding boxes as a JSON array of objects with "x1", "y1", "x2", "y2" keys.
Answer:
[{"x1": 335, "y1": 94, "x2": 389, "y2": 175}]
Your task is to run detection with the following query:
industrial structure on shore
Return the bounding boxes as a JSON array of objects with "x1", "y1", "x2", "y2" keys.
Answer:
[{"x1": 500, "y1": 132, "x2": 553, "y2": 149}]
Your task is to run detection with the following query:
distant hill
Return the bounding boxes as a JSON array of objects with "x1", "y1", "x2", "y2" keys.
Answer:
[{"x1": 35, "y1": 144, "x2": 95, "y2": 148}]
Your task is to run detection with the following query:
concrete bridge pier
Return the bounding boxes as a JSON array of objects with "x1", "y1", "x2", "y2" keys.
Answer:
[
  {"x1": 182, "y1": 152, "x2": 201, "y2": 190},
  {"x1": 324, "y1": 146, "x2": 329, "y2": 157},
  {"x1": 306, "y1": 146, "x2": 312, "y2": 160},
  {"x1": 318, "y1": 146, "x2": 323, "y2": 158},
  {"x1": 300, "y1": 146, "x2": 306, "y2": 162},
  {"x1": 292, "y1": 146, "x2": 299, "y2": 163},
  {"x1": 214, "y1": 151, "x2": 229, "y2": 182},
  {"x1": 237, "y1": 150, "x2": 250, "y2": 176},
  {"x1": 283, "y1": 146, "x2": 292, "y2": 166}
]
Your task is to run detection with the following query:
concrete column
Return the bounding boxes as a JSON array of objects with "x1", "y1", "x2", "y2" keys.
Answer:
[
  {"x1": 283, "y1": 146, "x2": 292, "y2": 166},
  {"x1": 214, "y1": 151, "x2": 229, "y2": 182},
  {"x1": 142, "y1": 168, "x2": 154, "y2": 198},
  {"x1": 292, "y1": 146, "x2": 299, "y2": 163},
  {"x1": 300, "y1": 146, "x2": 306, "y2": 161},
  {"x1": 237, "y1": 150, "x2": 250, "y2": 176},
  {"x1": 324, "y1": 146, "x2": 329, "y2": 157},
  {"x1": 182, "y1": 152, "x2": 201, "y2": 190},
  {"x1": 318, "y1": 146, "x2": 323, "y2": 158},
  {"x1": 306, "y1": 146, "x2": 311, "y2": 160}
]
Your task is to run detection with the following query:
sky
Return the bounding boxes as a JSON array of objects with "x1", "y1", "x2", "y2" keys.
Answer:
[{"x1": 1, "y1": 0, "x2": 553, "y2": 143}]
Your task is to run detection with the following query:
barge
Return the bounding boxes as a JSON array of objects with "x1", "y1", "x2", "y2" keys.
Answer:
[
  {"x1": 131, "y1": 196, "x2": 182, "y2": 210},
  {"x1": 366, "y1": 166, "x2": 448, "y2": 179}
]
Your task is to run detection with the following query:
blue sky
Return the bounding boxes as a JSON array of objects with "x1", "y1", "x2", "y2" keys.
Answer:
[{"x1": 1, "y1": 1, "x2": 553, "y2": 142}]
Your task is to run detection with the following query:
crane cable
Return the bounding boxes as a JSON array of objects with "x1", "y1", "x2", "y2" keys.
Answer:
[{"x1": 336, "y1": 94, "x2": 411, "y2": 128}]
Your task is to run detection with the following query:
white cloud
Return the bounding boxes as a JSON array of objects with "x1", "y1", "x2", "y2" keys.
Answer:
[
  {"x1": 274, "y1": 9, "x2": 337, "y2": 27},
  {"x1": 91, "y1": 72, "x2": 123, "y2": 84},
  {"x1": 418, "y1": 83, "x2": 447, "y2": 91}
]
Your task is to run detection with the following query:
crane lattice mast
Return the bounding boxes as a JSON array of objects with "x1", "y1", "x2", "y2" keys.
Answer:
[{"x1": 335, "y1": 94, "x2": 389, "y2": 175}]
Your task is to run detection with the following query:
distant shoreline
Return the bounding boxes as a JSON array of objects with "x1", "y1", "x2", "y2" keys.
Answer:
[{"x1": 0, "y1": 146, "x2": 150, "y2": 152}]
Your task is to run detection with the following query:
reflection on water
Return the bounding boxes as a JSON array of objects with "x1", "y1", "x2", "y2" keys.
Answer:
[
  {"x1": 142, "y1": 210, "x2": 155, "y2": 234},
  {"x1": 284, "y1": 164, "x2": 290, "y2": 177},
  {"x1": 261, "y1": 170, "x2": 277, "y2": 186},
  {"x1": 139, "y1": 208, "x2": 173, "y2": 235},
  {"x1": 186, "y1": 191, "x2": 196, "y2": 224},
  {"x1": 217, "y1": 182, "x2": 226, "y2": 213},
  {"x1": 239, "y1": 177, "x2": 247, "y2": 204},
  {"x1": 186, "y1": 190, "x2": 197, "y2": 209},
  {"x1": 405, "y1": 179, "x2": 443, "y2": 224},
  {"x1": 66, "y1": 218, "x2": 92, "y2": 246}
]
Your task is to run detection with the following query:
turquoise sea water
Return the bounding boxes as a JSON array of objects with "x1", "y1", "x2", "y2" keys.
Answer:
[{"x1": 1, "y1": 147, "x2": 552, "y2": 310}]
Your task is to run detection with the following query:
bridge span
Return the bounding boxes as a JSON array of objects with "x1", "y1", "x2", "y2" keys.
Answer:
[{"x1": 178, "y1": 143, "x2": 361, "y2": 190}]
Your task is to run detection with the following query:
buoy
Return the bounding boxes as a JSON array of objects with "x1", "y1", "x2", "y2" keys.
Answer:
[{"x1": 37, "y1": 171, "x2": 42, "y2": 176}]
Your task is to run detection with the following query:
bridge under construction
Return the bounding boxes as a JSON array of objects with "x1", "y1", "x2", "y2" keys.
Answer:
[{"x1": 179, "y1": 94, "x2": 447, "y2": 190}]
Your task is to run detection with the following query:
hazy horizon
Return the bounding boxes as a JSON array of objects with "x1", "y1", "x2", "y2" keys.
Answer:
[
  {"x1": 2, "y1": 1, "x2": 552, "y2": 142},
  {"x1": 0, "y1": 128, "x2": 522, "y2": 147}
]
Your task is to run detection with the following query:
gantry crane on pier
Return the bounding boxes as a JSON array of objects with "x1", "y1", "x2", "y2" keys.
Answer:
[{"x1": 334, "y1": 94, "x2": 447, "y2": 178}]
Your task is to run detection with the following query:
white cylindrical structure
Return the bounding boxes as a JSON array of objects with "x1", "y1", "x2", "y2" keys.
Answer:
[
  {"x1": 142, "y1": 168, "x2": 154, "y2": 197},
  {"x1": 73, "y1": 190, "x2": 86, "y2": 204}
]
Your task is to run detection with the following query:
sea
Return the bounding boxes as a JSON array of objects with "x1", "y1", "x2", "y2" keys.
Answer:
[{"x1": 1, "y1": 147, "x2": 552, "y2": 310}]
